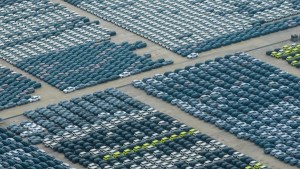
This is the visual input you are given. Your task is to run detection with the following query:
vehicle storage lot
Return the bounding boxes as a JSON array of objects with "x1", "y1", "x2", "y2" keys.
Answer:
[{"x1": 0, "y1": 0, "x2": 300, "y2": 169}]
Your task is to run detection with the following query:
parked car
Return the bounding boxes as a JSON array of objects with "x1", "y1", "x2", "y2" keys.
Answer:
[
  {"x1": 28, "y1": 96, "x2": 41, "y2": 102},
  {"x1": 63, "y1": 87, "x2": 76, "y2": 93},
  {"x1": 187, "y1": 53, "x2": 199, "y2": 59}
]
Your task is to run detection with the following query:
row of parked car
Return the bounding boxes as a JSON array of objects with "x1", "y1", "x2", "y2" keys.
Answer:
[
  {"x1": 14, "y1": 41, "x2": 173, "y2": 92},
  {"x1": 0, "y1": 0, "x2": 173, "y2": 94},
  {"x1": 0, "y1": 127, "x2": 75, "y2": 169},
  {"x1": 65, "y1": 0, "x2": 300, "y2": 56},
  {"x1": 0, "y1": 65, "x2": 41, "y2": 111},
  {"x1": 7, "y1": 121, "x2": 47, "y2": 145},
  {"x1": 0, "y1": 0, "x2": 114, "y2": 64},
  {"x1": 266, "y1": 43, "x2": 300, "y2": 68},
  {"x1": 10, "y1": 88, "x2": 268, "y2": 169},
  {"x1": 132, "y1": 53, "x2": 300, "y2": 167}
]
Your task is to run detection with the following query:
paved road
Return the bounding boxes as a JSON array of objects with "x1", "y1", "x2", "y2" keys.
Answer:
[
  {"x1": 0, "y1": 0, "x2": 300, "y2": 169},
  {"x1": 1, "y1": 28, "x2": 299, "y2": 119},
  {"x1": 119, "y1": 85, "x2": 299, "y2": 169},
  {"x1": 1, "y1": 41, "x2": 300, "y2": 169}
]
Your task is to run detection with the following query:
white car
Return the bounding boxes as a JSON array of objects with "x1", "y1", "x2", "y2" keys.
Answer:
[
  {"x1": 79, "y1": 152, "x2": 87, "y2": 157},
  {"x1": 233, "y1": 152, "x2": 245, "y2": 159},
  {"x1": 88, "y1": 163, "x2": 99, "y2": 169},
  {"x1": 44, "y1": 141, "x2": 53, "y2": 147},
  {"x1": 63, "y1": 87, "x2": 76, "y2": 93},
  {"x1": 20, "y1": 131, "x2": 32, "y2": 138},
  {"x1": 119, "y1": 72, "x2": 131, "y2": 78},
  {"x1": 52, "y1": 135, "x2": 63, "y2": 142},
  {"x1": 187, "y1": 53, "x2": 199, "y2": 59},
  {"x1": 28, "y1": 96, "x2": 41, "y2": 102}
]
